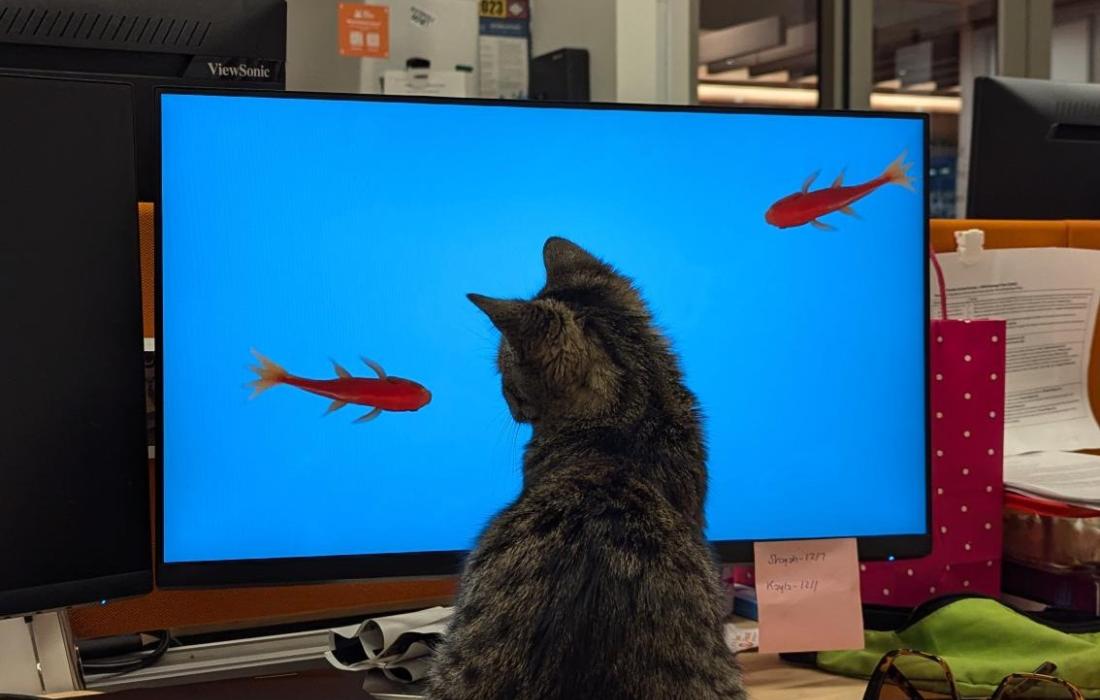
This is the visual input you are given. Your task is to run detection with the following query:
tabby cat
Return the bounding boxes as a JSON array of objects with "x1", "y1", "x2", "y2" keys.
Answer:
[{"x1": 425, "y1": 237, "x2": 746, "y2": 700}]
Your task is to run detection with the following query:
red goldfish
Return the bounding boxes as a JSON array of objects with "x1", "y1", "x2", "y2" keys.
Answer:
[
  {"x1": 765, "y1": 151, "x2": 914, "y2": 231},
  {"x1": 248, "y1": 349, "x2": 431, "y2": 423}
]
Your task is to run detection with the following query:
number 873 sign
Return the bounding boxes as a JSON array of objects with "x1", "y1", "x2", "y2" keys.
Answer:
[{"x1": 480, "y1": 0, "x2": 529, "y2": 20}]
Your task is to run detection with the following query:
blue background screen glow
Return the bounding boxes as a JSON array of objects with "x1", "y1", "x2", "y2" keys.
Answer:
[{"x1": 160, "y1": 94, "x2": 927, "y2": 563}]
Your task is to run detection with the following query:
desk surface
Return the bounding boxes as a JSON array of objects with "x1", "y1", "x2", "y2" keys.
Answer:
[
  {"x1": 52, "y1": 653, "x2": 866, "y2": 699},
  {"x1": 741, "y1": 652, "x2": 865, "y2": 700}
]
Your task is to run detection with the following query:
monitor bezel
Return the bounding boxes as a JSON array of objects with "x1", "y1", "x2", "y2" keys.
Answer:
[{"x1": 154, "y1": 87, "x2": 931, "y2": 588}]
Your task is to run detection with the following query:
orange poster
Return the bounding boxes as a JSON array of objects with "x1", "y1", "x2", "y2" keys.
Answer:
[{"x1": 338, "y1": 3, "x2": 389, "y2": 58}]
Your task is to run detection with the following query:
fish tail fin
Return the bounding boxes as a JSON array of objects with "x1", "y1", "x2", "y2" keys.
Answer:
[
  {"x1": 883, "y1": 150, "x2": 915, "y2": 191},
  {"x1": 248, "y1": 348, "x2": 288, "y2": 398}
]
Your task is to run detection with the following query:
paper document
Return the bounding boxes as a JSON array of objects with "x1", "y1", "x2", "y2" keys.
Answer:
[
  {"x1": 365, "y1": 678, "x2": 426, "y2": 698},
  {"x1": 325, "y1": 606, "x2": 452, "y2": 686},
  {"x1": 724, "y1": 622, "x2": 759, "y2": 653},
  {"x1": 478, "y1": 34, "x2": 528, "y2": 99},
  {"x1": 932, "y1": 248, "x2": 1100, "y2": 455},
  {"x1": 478, "y1": 7, "x2": 530, "y2": 100},
  {"x1": 1004, "y1": 451, "x2": 1100, "y2": 506},
  {"x1": 753, "y1": 538, "x2": 864, "y2": 654}
]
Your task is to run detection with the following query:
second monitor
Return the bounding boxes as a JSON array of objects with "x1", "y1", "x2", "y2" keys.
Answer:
[{"x1": 968, "y1": 76, "x2": 1100, "y2": 219}]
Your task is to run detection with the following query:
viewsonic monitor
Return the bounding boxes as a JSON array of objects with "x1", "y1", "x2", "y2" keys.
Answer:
[
  {"x1": 0, "y1": 74, "x2": 150, "y2": 616},
  {"x1": 968, "y1": 76, "x2": 1100, "y2": 219},
  {"x1": 0, "y1": 0, "x2": 286, "y2": 201},
  {"x1": 157, "y1": 90, "x2": 930, "y2": 586}
]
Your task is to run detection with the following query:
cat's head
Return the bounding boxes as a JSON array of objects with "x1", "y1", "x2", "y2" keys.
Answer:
[{"x1": 469, "y1": 237, "x2": 676, "y2": 427}]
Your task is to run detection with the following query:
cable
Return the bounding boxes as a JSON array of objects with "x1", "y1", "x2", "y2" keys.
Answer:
[{"x1": 81, "y1": 631, "x2": 171, "y2": 679}]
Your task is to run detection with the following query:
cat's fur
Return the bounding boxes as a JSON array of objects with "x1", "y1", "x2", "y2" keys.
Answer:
[{"x1": 425, "y1": 238, "x2": 746, "y2": 700}]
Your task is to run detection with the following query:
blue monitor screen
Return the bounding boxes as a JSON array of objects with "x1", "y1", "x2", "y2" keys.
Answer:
[{"x1": 160, "y1": 94, "x2": 927, "y2": 566}]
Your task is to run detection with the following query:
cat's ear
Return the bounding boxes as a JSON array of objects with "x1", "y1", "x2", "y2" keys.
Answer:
[
  {"x1": 467, "y1": 294, "x2": 528, "y2": 341},
  {"x1": 468, "y1": 292, "x2": 567, "y2": 343},
  {"x1": 468, "y1": 293, "x2": 586, "y2": 382},
  {"x1": 543, "y1": 237, "x2": 602, "y2": 284}
]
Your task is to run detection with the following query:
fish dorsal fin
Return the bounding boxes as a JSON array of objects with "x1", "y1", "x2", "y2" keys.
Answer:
[
  {"x1": 831, "y1": 168, "x2": 845, "y2": 188},
  {"x1": 801, "y1": 169, "x2": 820, "y2": 193},
  {"x1": 362, "y1": 356, "x2": 387, "y2": 379},
  {"x1": 332, "y1": 359, "x2": 351, "y2": 379}
]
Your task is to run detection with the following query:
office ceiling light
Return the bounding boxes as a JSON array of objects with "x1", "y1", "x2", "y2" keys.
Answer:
[
  {"x1": 749, "y1": 70, "x2": 790, "y2": 83},
  {"x1": 905, "y1": 81, "x2": 938, "y2": 92},
  {"x1": 698, "y1": 83, "x2": 817, "y2": 107},
  {"x1": 871, "y1": 91, "x2": 959, "y2": 113},
  {"x1": 699, "y1": 65, "x2": 750, "y2": 81},
  {"x1": 697, "y1": 83, "x2": 961, "y2": 113}
]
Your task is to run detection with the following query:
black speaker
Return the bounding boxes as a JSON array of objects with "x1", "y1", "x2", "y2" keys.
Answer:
[{"x1": 530, "y1": 48, "x2": 589, "y2": 102}]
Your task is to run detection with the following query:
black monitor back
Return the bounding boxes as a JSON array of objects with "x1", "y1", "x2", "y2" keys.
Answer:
[
  {"x1": 0, "y1": 73, "x2": 151, "y2": 617},
  {"x1": 968, "y1": 76, "x2": 1100, "y2": 219},
  {"x1": 0, "y1": 0, "x2": 286, "y2": 201}
]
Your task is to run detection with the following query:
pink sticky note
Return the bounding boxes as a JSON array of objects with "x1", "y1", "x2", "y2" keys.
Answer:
[{"x1": 753, "y1": 537, "x2": 865, "y2": 654}]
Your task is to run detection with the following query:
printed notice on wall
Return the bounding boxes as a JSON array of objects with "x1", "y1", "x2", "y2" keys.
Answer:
[
  {"x1": 753, "y1": 538, "x2": 864, "y2": 654},
  {"x1": 478, "y1": 1, "x2": 529, "y2": 99},
  {"x1": 932, "y1": 248, "x2": 1100, "y2": 455},
  {"x1": 339, "y1": 3, "x2": 390, "y2": 59}
]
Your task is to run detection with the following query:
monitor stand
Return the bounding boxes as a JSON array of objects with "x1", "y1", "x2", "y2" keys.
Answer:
[{"x1": 0, "y1": 611, "x2": 83, "y2": 695}]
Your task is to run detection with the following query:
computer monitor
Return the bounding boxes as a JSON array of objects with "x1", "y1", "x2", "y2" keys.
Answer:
[
  {"x1": 968, "y1": 76, "x2": 1100, "y2": 219},
  {"x1": 0, "y1": 0, "x2": 286, "y2": 201},
  {"x1": 157, "y1": 90, "x2": 930, "y2": 587},
  {"x1": 0, "y1": 74, "x2": 150, "y2": 617}
]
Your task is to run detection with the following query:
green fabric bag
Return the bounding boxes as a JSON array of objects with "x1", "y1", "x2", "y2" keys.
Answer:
[{"x1": 816, "y1": 597, "x2": 1100, "y2": 698}]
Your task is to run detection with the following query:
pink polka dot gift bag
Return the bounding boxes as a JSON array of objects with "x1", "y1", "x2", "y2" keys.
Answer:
[{"x1": 857, "y1": 249, "x2": 1006, "y2": 606}]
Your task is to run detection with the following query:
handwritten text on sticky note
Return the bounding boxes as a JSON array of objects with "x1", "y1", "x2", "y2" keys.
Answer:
[{"x1": 753, "y1": 537, "x2": 864, "y2": 654}]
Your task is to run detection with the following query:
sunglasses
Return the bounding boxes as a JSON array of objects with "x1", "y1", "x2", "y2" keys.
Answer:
[{"x1": 863, "y1": 649, "x2": 1085, "y2": 700}]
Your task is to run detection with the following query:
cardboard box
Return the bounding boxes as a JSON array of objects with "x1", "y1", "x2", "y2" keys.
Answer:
[{"x1": 382, "y1": 68, "x2": 475, "y2": 97}]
